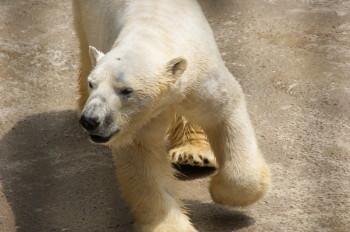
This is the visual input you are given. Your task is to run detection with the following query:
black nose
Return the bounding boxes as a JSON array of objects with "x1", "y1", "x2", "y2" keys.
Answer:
[{"x1": 80, "y1": 115, "x2": 99, "y2": 131}]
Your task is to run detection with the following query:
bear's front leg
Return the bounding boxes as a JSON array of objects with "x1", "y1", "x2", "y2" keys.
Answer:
[
  {"x1": 112, "y1": 144, "x2": 197, "y2": 232},
  {"x1": 196, "y1": 74, "x2": 271, "y2": 207}
]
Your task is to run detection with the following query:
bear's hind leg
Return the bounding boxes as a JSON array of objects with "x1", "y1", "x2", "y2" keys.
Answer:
[
  {"x1": 167, "y1": 114, "x2": 216, "y2": 168},
  {"x1": 77, "y1": 48, "x2": 91, "y2": 111},
  {"x1": 73, "y1": 0, "x2": 92, "y2": 111}
]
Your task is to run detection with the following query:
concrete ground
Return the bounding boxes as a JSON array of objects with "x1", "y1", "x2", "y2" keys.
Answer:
[{"x1": 0, "y1": 0, "x2": 349, "y2": 231}]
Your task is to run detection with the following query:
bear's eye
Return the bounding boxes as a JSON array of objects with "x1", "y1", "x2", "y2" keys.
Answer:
[
  {"x1": 119, "y1": 87, "x2": 133, "y2": 96},
  {"x1": 88, "y1": 81, "x2": 94, "y2": 89}
]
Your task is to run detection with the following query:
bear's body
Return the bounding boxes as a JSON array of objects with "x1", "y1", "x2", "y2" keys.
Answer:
[{"x1": 74, "y1": 0, "x2": 270, "y2": 231}]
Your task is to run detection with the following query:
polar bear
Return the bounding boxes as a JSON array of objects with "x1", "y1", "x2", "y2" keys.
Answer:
[
  {"x1": 73, "y1": 0, "x2": 270, "y2": 231},
  {"x1": 74, "y1": 1, "x2": 215, "y2": 169}
]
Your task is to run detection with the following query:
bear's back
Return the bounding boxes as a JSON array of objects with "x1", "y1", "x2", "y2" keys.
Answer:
[{"x1": 74, "y1": 0, "x2": 222, "y2": 63}]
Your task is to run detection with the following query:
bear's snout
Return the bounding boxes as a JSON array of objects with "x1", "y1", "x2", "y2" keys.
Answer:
[
  {"x1": 80, "y1": 101, "x2": 120, "y2": 144},
  {"x1": 80, "y1": 115, "x2": 100, "y2": 132}
]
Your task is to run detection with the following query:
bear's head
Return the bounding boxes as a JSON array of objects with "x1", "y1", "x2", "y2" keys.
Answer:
[{"x1": 79, "y1": 46, "x2": 187, "y2": 146}]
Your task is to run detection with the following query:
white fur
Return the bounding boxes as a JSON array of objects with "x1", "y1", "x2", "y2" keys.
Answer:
[{"x1": 74, "y1": 0, "x2": 270, "y2": 231}]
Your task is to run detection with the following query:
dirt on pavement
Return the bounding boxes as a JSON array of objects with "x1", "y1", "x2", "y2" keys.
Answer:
[{"x1": 0, "y1": 0, "x2": 349, "y2": 231}]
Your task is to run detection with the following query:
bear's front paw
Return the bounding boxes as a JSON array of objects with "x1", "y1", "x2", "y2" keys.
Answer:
[
  {"x1": 169, "y1": 144, "x2": 216, "y2": 168},
  {"x1": 210, "y1": 163, "x2": 270, "y2": 207}
]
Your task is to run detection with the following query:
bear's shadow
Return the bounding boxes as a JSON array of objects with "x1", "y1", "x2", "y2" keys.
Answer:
[{"x1": 0, "y1": 111, "x2": 254, "y2": 232}]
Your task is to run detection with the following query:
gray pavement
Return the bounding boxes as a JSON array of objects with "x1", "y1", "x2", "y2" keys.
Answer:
[{"x1": 0, "y1": 0, "x2": 349, "y2": 231}]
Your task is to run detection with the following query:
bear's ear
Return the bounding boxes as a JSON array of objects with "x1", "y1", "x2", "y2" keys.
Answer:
[
  {"x1": 89, "y1": 46, "x2": 105, "y2": 66},
  {"x1": 166, "y1": 57, "x2": 187, "y2": 79}
]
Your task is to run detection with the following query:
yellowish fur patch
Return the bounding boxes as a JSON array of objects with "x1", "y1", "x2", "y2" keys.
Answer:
[{"x1": 167, "y1": 115, "x2": 217, "y2": 167}]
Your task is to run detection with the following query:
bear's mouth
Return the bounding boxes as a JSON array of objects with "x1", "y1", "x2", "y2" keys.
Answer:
[
  {"x1": 89, "y1": 129, "x2": 120, "y2": 144},
  {"x1": 90, "y1": 134, "x2": 112, "y2": 143}
]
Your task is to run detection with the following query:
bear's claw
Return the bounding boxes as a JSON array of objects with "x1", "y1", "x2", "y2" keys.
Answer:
[{"x1": 169, "y1": 144, "x2": 216, "y2": 168}]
